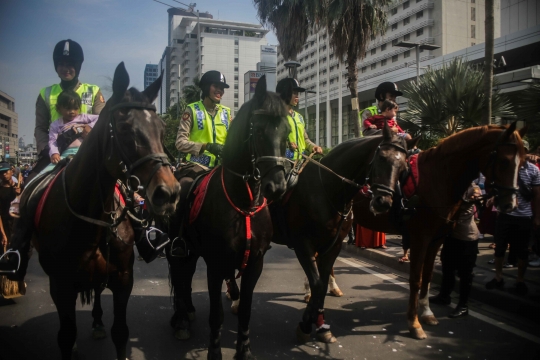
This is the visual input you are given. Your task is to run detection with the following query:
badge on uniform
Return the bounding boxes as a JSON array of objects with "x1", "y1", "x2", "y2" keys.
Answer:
[
  {"x1": 81, "y1": 92, "x2": 93, "y2": 106},
  {"x1": 220, "y1": 111, "x2": 229, "y2": 130},
  {"x1": 182, "y1": 112, "x2": 190, "y2": 121}
]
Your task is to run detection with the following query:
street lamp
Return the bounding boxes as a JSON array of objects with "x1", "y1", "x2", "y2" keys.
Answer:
[
  {"x1": 394, "y1": 41, "x2": 440, "y2": 82},
  {"x1": 284, "y1": 61, "x2": 301, "y2": 79}
]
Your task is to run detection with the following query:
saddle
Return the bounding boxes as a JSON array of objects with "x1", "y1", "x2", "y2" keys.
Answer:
[{"x1": 18, "y1": 157, "x2": 71, "y2": 227}]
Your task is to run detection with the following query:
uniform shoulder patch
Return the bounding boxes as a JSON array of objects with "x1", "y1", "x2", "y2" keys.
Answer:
[
  {"x1": 182, "y1": 111, "x2": 191, "y2": 121},
  {"x1": 99, "y1": 95, "x2": 105, "y2": 103}
]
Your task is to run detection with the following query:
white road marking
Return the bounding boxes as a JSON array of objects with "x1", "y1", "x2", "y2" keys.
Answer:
[{"x1": 337, "y1": 256, "x2": 540, "y2": 345}]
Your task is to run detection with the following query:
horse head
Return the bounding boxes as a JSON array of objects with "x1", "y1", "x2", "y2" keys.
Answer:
[
  {"x1": 105, "y1": 62, "x2": 180, "y2": 217},
  {"x1": 483, "y1": 121, "x2": 526, "y2": 214},
  {"x1": 369, "y1": 122, "x2": 419, "y2": 214},
  {"x1": 222, "y1": 75, "x2": 290, "y2": 201}
]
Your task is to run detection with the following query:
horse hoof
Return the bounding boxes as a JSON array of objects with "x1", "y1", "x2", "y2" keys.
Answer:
[
  {"x1": 329, "y1": 288, "x2": 344, "y2": 297},
  {"x1": 296, "y1": 324, "x2": 311, "y2": 344},
  {"x1": 71, "y1": 343, "x2": 78, "y2": 360},
  {"x1": 188, "y1": 311, "x2": 196, "y2": 322},
  {"x1": 409, "y1": 326, "x2": 428, "y2": 340},
  {"x1": 231, "y1": 305, "x2": 239, "y2": 315},
  {"x1": 207, "y1": 349, "x2": 222, "y2": 360},
  {"x1": 92, "y1": 325, "x2": 107, "y2": 340},
  {"x1": 421, "y1": 315, "x2": 439, "y2": 326},
  {"x1": 226, "y1": 291, "x2": 231, "y2": 300},
  {"x1": 316, "y1": 330, "x2": 337, "y2": 343},
  {"x1": 304, "y1": 294, "x2": 311, "y2": 303},
  {"x1": 175, "y1": 328, "x2": 191, "y2": 341}
]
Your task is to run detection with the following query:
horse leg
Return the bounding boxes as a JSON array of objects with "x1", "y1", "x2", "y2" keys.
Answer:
[
  {"x1": 419, "y1": 239, "x2": 444, "y2": 326},
  {"x1": 234, "y1": 256, "x2": 264, "y2": 360},
  {"x1": 207, "y1": 266, "x2": 224, "y2": 360},
  {"x1": 91, "y1": 286, "x2": 107, "y2": 340},
  {"x1": 50, "y1": 278, "x2": 78, "y2": 360},
  {"x1": 312, "y1": 252, "x2": 338, "y2": 343},
  {"x1": 328, "y1": 267, "x2": 343, "y2": 297},
  {"x1": 303, "y1": 276, "x2": 311, "y2": 303},
  {"x1": 110, "y1": 276, "x2": 133, "y2": 360},
  {"x1": 168, "y1": 252, "x2": 198, "y2": 340},
  {"x1": 226, "y1": 276, "x2": 241, "y2": 315},
  {"x1": 407, "y1": 237, "x2": 428, "y2": 340}
]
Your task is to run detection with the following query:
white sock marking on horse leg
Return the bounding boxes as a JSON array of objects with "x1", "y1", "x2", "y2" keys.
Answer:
[
  {"x1": 419, "y1": 284, "x2": 434, "y2": 317},
  {"x1": 303, "y1": 277, "x2": 311, "y2": 296},
  {"x1": 231, "y1": 298, "x2": 240, "y2": 309},
  {"x1": 328, "y1": 275, "x2": 337, "y2": 291}
]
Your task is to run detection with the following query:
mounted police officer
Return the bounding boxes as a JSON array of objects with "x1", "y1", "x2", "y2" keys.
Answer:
[
  {"x1": 32, "y1": 39, "x2": 105, "y2": 178},
  {"x1": 359, "y1": 82, "x2": 402, "y2": 136},
  {"x1": 175, "y1": 70, "x2": 232, "y2": 168},
  {"x1": 275, "y1": 78, "x2": 322, "y2": 159}
]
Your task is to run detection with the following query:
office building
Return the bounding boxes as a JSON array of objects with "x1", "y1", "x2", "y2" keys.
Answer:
[
  {"x1": 276, "y1": 0, "x2": 502, "y2": 147},
  {"x1": 144, "y1": 64, "x2": 159, "y2": 90},
  {"x1": 244, "y1": 45, "x2": 278, "y2": 102},
  {"x1": 0, "y1": 90, "x2": 18, "y2": 160},
  {"x1": 158, "y1": 7, "x2": 269, "y2": 114}
]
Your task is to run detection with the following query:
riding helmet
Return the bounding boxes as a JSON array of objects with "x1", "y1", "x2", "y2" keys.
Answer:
[
  {"x1": 53, "y1": 39, "x2": 84, "y2": 75},
  {"x1": 276, "y1": 78, "x2": 305, "y2": 104},
  {"x1": 374, "y1": 82, "x2": 403, "y2": 101},
  {"x1": 199, "y1": 71, "x2": 230, "y2": 89}
]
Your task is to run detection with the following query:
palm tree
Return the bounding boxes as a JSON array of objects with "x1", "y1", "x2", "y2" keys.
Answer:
[
  {"x1": 400, "y1": 58, "x2": 513, "y2": 138},
  {"x1": 161, "y1": 99, "x2": 187, "y2": 156},
  {"x1": 182, "y1": 75, "x2": 201, "y2": 104},
  {"x1": 483, "y1": 0, "x2": 495, "y2": 125},
  {"x1": 253, "y1": 0, "x2": 390, "y2": 137}
]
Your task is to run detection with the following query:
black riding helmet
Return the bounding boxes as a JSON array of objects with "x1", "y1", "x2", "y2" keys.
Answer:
[
  {"x1": 374, "y1": 82, "x2": 403, "y2": 101},
  {"x1": 53, "y1": 39, "x2": 84, "y2": 76},
  {"x1": 199, "y1": 70, "x2": 229, "y2": 100},
  {"x1": 276, "y1": 78, "x2": 305, "y2": 104}
]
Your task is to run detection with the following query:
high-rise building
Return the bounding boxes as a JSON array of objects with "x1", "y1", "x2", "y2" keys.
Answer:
[
  {"x1": 276, "y1": 0, "x2": 501, "y2": 146},
  {"x1": 158, "y1": 7, "x2": 269, "y2": 114},
  {"x1": 144, "y1": 64, "x2": 159, "y2": 90},
  {"x1": 500, "y1": 0, "x2": 540, "y2": 36},
  {"x1": 244, "y1": 45, "x2": 278, "y2": 102},
  {"x1": 0, "y1": 90, "x2": 18, "y2": 160}
]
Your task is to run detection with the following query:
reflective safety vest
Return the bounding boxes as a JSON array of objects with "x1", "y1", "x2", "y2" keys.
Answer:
[
  {"x1": 186, "y1": 101, "x2": 232, "y2": 168},
  {"x1": 40, "y1": 83, "x2": 100, "y2": 122},
  {"x1": 286, "y1": 110, "x2": 307, "y2": 161},
  {"x1": 359, "y1": 105, "x2": 379, "y2": 121}
]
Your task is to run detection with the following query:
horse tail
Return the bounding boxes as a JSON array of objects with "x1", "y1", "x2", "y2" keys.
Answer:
[{"x1": 79, "y1": 289, "x2": 94, "y2": 306}]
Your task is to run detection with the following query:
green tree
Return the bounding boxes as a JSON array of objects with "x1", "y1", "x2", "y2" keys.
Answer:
[
  {"x1": 400, "y1": 58, "x2": 513, "y2": 138},
  {"x1": 161, "y1": 99, "x2": 187, "y2": 158},
  {"x1": 253, "y1": 0, "x2": 390, "y2": 137},
  {"x1": 182, "y1": 76, "x2": 201, "y2": 104}
]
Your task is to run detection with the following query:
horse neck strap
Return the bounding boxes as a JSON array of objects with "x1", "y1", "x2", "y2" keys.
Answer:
[{"x1": 220, "y1": 167, "x2": 267, "y2": 278}]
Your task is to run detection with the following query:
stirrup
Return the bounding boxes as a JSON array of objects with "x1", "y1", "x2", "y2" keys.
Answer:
[
  {"x1": 170, "y1": 237, "x2": 188, "y2": 258},
  {"x1": 0, "y1": 249, "x2": 21, "y2": 274}
]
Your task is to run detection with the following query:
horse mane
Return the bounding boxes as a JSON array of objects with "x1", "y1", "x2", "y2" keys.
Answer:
[{"x1": 421, "y1": 125, "x2": 526, "y2": 162}]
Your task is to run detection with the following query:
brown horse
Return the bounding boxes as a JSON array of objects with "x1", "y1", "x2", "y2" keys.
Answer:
[
  {"x1": 4, "y1": 62, "x2": 180, "y2": 359},
  {"x1": 353, "y1": 123, "x2": 526, "y2": 340}
]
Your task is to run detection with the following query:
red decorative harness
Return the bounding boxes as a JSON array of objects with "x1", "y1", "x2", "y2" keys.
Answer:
[
  {"x1": 35, "y1": 168, "x2": 65, "y2": 227},
  {"x1": 220, "y1": 167, "x2": 268, "y2": 279},
  {"x1": 114, "y1": 184, "x2": 126, "y2": 206},
  {"x1": 403, "y1": 153, "x2": 420, "y2": 198}
]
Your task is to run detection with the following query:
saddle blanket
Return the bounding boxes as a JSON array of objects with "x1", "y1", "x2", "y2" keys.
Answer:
[
  {"x1": 189, "y1": 167, "x2": 218, "y2": 224},
  {"x1": 403, "y1": 153, "x2": 419, "y2": 198},
  {"x1": 34, "y1": 168, "x2": 65, "y2": 227}
]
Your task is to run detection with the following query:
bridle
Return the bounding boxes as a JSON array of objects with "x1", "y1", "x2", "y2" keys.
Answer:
[
  {"x1": 364, "y1": 140, "x2": 409, "y2": 198},
  {"x1": 63, "y1": 101, "x2": 171, "y2": 229},
  {"x1": 481, "y1": 139, "x2": 520, "y2": 202},
  {"x1": 225, "y1": 108, "x2": 290, "y2": 183}
]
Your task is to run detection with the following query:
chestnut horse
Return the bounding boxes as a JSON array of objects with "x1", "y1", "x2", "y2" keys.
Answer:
[
  {"x1": 5, "y1": 63, "x2": 180, "y2": 359},
  {"x1": 353, "y1": 123, "x2": 526, "y2": 339}
]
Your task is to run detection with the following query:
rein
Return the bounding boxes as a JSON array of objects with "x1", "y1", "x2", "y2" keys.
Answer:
[{"x1": 220, "y1": 166, "x2": 268, "y2": 279}]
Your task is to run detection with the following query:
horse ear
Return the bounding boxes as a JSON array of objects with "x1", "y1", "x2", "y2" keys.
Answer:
[
  {"x1": 143, "y1": 70, "x2": 163, "y2": 103},
  {"x1": 406, "y1": 135, "x2": 421, "y2": 150},
  {"x1": 518, "y1": 124, "x2": 528, "y2": 139},
  {"x1": 382, "y1": 120, "x2": 392, "y2": 141},
  {"x1": 254, "y1": 75, "x2": 267, "y2": 105},
  {"x1": 503, "y1": 121, "x2": 517, "y2": 138},
  {"x1": 112, "y1": 62, "x2": 130, "y2": 101}
]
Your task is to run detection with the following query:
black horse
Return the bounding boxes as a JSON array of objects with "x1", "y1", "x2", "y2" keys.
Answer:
[
  {"x1": 5, "y1": 63, "x2": 180, "y2": 360},
  {"x1": 271, "y1": 123, "x2": 418, "y2": 343},
  {"x1": 166, "y1": 76, "x2": 290, "y2": 360}
]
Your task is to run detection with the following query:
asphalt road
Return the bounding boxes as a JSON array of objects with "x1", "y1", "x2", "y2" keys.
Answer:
[{"x1": 1, "y1": 244, "x2": 539, "y2": 360}]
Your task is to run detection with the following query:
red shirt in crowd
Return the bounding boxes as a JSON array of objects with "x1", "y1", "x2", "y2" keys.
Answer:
[{"x1": 363, "y1": 115, "x2": 404, "y2": 133}]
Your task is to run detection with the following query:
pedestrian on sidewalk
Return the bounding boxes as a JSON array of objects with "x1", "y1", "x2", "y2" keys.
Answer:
[
  {"x1": 430, "y1": 184, "x2": 482, "y2": 318},
  {"x1": 485, "y1": 144, "x2": 540, "y2": 295},
  {"x1": 355, "y1": 225, "x2": 386, "y2": 249}
]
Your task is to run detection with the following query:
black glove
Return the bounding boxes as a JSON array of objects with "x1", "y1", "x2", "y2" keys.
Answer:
[{"x1": 205, "y1": 143, "x2": 224, "y2": 157}]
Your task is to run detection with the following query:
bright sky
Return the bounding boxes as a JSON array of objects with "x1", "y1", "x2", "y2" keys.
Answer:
[{"x1": 0, "y1": 0, "x2": 277, "y2": 146}]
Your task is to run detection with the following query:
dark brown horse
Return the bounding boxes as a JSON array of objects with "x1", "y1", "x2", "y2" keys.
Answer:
[
  {"x1": 166, "y1": 76, "x2": 290, "y2": 360},
  {"x1": 6, "y1": 63, "x2": 180, "y2": 359},
  {"x1": 353, "y1": 123, "x2": 526, "y2": 340}
]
